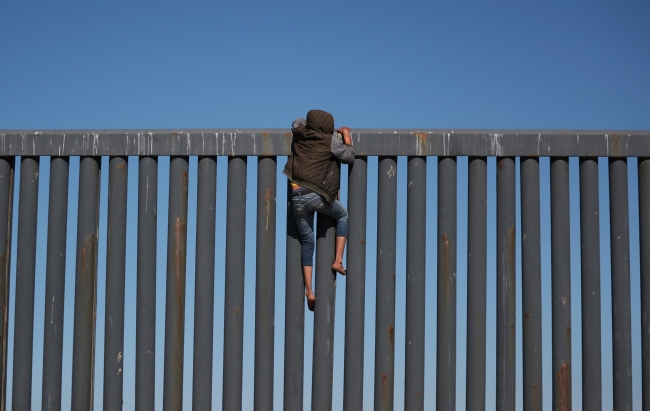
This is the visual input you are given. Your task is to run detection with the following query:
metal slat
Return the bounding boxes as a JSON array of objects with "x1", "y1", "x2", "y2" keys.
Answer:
[
  {"x1": 311, "y1": 209, "x2": 337, "y2": 411},
  {"x1": 222, "y1": 156, "x2": 247, "y2": 411},
  {"x1": 162, "y1": 156, "x2": 189, "y2": 411},
  {"x1": 405, "y1": 156, "x2": 426, "y2": 411},
  {"x1": 437, "y1": 156, "x2": 457, "y2": 411},
  {"x1": 254, "y1": 157, "x2": 276, "y2": 411},
  {"x1": 0, "y1": 157, "x2": 14, "y2": 409},
  {"x1": 521, "y1": 157, "x2": 543, "y2": 410},
  {"x1": 374, "y1": 156, "x2": 397, "y2": 411},
  {"x1": 343, "y1": 157, "x2": 368, "y2": 411},
  {"x1": 609, "y1": 158, "x2": 632, "y2": 410},
  {"x1": 192, "y1": 156, "x2": 217, "y2": 410},
  {"x1": 135, "y1": 156, "x2": 157, "y2": 411},
  {"x1": 12, "y1": 157, "x2": 39, "y2": 410},
  {"x1": 466, "y1": 157, "x2": 487, "y2": 411},
  {"x1": 283, "y1": 178, "x2": 305, "y2": 411},
  {"x1": 496, "y1": 156, "x2": 516, "y2": 411},
  {"x1": 579, "y1": 157, "x2": 602, "y2": 409},
  {"x1": 550, "y1": 157, "x2": 572, "y2": 411},
  {"x1": 71, "y1": 156, "x2": 101, "y2": 411},
  {"x1": 638, "y1": 158, "x2": 650, "y2": 411},
  {"x1": 42, "y1": 157, "x2": 69, "y2": 411},
  {"x1": 103, "y1": 156, "x2": 128, "y2": 411}
]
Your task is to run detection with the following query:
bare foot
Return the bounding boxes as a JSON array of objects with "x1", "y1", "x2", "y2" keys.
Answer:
[
  {"x1": 331, "y1": 261, "x2": 346, "y2": 275},
  {"x1": 307, "y1": 294, "x2": 316, "y2": 312}
]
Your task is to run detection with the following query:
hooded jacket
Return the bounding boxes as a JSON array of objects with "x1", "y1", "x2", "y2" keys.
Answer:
[{"x1": 283, "y1": 110, "x2": 341, "y2": 204}]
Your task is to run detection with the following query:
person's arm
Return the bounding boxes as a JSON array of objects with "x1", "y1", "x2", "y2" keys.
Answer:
[{"x1": 331, "y1": 127, "x2": 355, "y2": 164}]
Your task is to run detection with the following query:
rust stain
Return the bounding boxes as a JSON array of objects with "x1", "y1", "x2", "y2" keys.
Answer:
[
  {"x1": 533, "y1": 382, "x2": 540, "y2": 411},
  {"x1": 612, "y1": 134, "x2": 620, "y2": 157},
  {"x1": 442, "y1": 234, "x2": 450, "y2": 306},
  {"x1": 283, "y1": 132, "x2": 292, "y2": 138},
  {"x1": 234, "y1": 308, "x2": 240, "y2": 314},
  {"x1": 359, "y1": 238, "x2": 365, "y2": 245},
  {"x1": 525, "y1": 312, "x2": 531, "y2": 318},
  {"x1": 117, "y1": 163, "x2": 125, "y2": 170},
  {"x1": 566, "y1": 326, "x2": 571, "y2": 335},
  {"x1": 498, "y1": 160, "x2": 503, "y2": 170},
  {"x1": 557, "y1": 362, "x2": 571, "y2": 411},
  {"x1": 381, "y1": 373, "x2": 388, "y2": 410},
  {"x1": 415, "y1": 132, "x2": 427, "y2": 155},
  {"x1": 508, "y1": 227, "x2": 515, "y2": 262},
  {"x1": 172, "y1": 133, "x2": 179, "y2": 138},
  {"x1": 416, "y1": 390, "x2": 421, "y2": 397}
]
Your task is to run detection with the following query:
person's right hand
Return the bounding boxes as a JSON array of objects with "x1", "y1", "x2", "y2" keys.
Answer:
[{"x1": 336, "y1": 127, "x2": 352, "y2": 144}]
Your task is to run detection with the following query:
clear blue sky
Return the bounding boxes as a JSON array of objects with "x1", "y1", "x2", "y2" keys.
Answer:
[{"x1": 1, "y1": 0, "x2": 649, "y2": 410}]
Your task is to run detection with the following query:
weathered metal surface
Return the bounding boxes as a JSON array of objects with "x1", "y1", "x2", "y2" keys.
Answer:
[
  {"x1": 135, "y1": 156, "x2": 157, "y2": 411},
  {"x1": 344, "y1": 157, "x2": 368, "y2": 411},
  {"x1": 374, "y1": 156, "x2": 397, "y2": 411},
  {"x1": 496, "y1": 157, "x2": 516, "y2": 411},
  {"x1": 520, "y1": 157, "x2": 543, "y2": 411},
  {"x1": 192, "y1": 156, "x2": 217, "y2": 410},
  {"x1": 71, "y1": 156, "x2": 100, "y2": 411},
  {"x1": 0, "y1": 157, "x2": 14, "y2": 410},
  {"x1": 283, "y1": 179, "x2": 305, "y2": 411},
  {"x1": 311, "y1": 213, "x2": 337, "y2": 411},
  {"x1": 254, "y1": 157, "x2": 277, "y2": 411},
  {"x1": 579, "y1": 158, "x2": 602, "y2": 410},
  {"x1": 466, "y1": 157, "x2": 487, "y2": 411},
  {"x1": 222, "y1": 157, "x2": 247, "y2": 411},
  {"x1": 405, "y1": 156, "x2": 426, "y2": 411},
  {"x1": 163, "y1": 156, "x2": 189, "y2": 411},
  {"x1": 437, "y1": 156, "x2": 456, "y2": 411},
  {"x1": 1, "y1": 130, "x2": 650, "y2": 157},
  {"x1": 638, "y1": 158, "x2": 650, "y2": 411},
  {"x1": 42, "y1": 156, "x2": 69, "y2": 411},
  {"x1": 608, "y1": 158, "x2": 632, "y2": 410},
  {"x1": 550, "y1": 157, "x2": 572, "y2": 411},
  {"x1": 12, "y1": 157, "x2": 40, "y2": 410},
  {"x1": 103, "y1": 156, "x2": 128, "y2": 411}
]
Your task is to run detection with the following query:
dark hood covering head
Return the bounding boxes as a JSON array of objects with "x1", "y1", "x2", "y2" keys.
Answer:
[{"x1": 306, "y1": 109, "x2": 335, "y2": 135}]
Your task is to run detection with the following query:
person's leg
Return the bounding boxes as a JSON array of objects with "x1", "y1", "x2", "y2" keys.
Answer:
[
  {"x1": 302, "y1": 265, "x2": 316, "y2": 311},
  {"x1": 292, "y1": 194, "x2": 317, "y2": 310},
  {"x1": 319, "y1": 199, "x2": 349, "y2": 274}
]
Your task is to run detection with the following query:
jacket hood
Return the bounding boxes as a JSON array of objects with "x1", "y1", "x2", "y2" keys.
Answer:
[{"x1": 306, "y1": 110, "x2": 335, "y2": 135}]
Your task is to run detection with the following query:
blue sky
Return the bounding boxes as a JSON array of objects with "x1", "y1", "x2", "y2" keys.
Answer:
[{"x1": 1, "y1": 0, "x2": 649, "y2": 410}]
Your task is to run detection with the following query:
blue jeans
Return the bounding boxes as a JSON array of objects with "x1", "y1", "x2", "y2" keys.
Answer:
[{"x1": 292, "y1": 191, "x2": 348, "y2": 267}]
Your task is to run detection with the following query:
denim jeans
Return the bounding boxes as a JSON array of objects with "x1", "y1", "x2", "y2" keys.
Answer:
[{"x1": 292, "y1": 191, "x2": 348, "y2": 267}]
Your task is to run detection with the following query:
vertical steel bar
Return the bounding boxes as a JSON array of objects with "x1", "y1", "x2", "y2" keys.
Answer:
[
  {"x1": 0, "y1": 157, "x2": 14, "y2": 410},
  {"x1": 496, "y1": 156, "x2": 516, "y2": 411},
  {"x1": 162, "y1": 156, "x2": 189, "y2": 411},
  {"x1": 254, "y1": 156, "x2": 277, "y2": 411},
  {"x1": 192, "y1": 156, "x2": 217, "y2": 410},
  {"x1": 12, "y1": 157, "x2": 40, "y2": 410},
  {"x1": 222, "y1": 156, "x2": 247, "y2": 411},
  {"x1": 103, "y1": 156, "x2": 128, "y2": 411},
  {"x1": 466, "y1": 156, "x2": 487, "y2": 411},
  {"x1": 609, "y1": 158, "x2": 632, "y2": 410},
  {"x1": 283, "y1": 178, "x2": 305, "y2": 411},
  {"x1": 436, "y1": 156, "x2": 456, "y2": 411},
  {"x1": 579, "y1": 157, "x2": 602, "y2": 409},
  {"x1": 42, "y1": 157, "x2": 70, "y2": 411},
  {"x1": 374, "y1": 156, "x2": 397, "y2": 411},
  {"x1": 136, "y1": 156, "x2": 157, "y2": 411},
  {"x1": 520, "y1": 157, "x2": 542, "y2": 411},
  {"x1": 71, "y1": 156, "x2": 101, "y2": 411},
  {"x1": 343, "y1": 157, "x2": 368, "y2": 411},
  {"x1": 639, "y1": 158, "x2": 650, "y2": 411},
  {"x1": 405, "y1": 156, "x2": 426, "y2": 411},
  {"x1": 550, "y1": 157, "x2": 572, "y2": 411},
  {"x1": 311, "y1": 206, "x2": 337, "y2": 411}
]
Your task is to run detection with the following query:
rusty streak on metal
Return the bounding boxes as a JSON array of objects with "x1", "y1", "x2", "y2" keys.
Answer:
[{"x1": 557, "y1": 362, "x2": 571, "y2": 411}]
